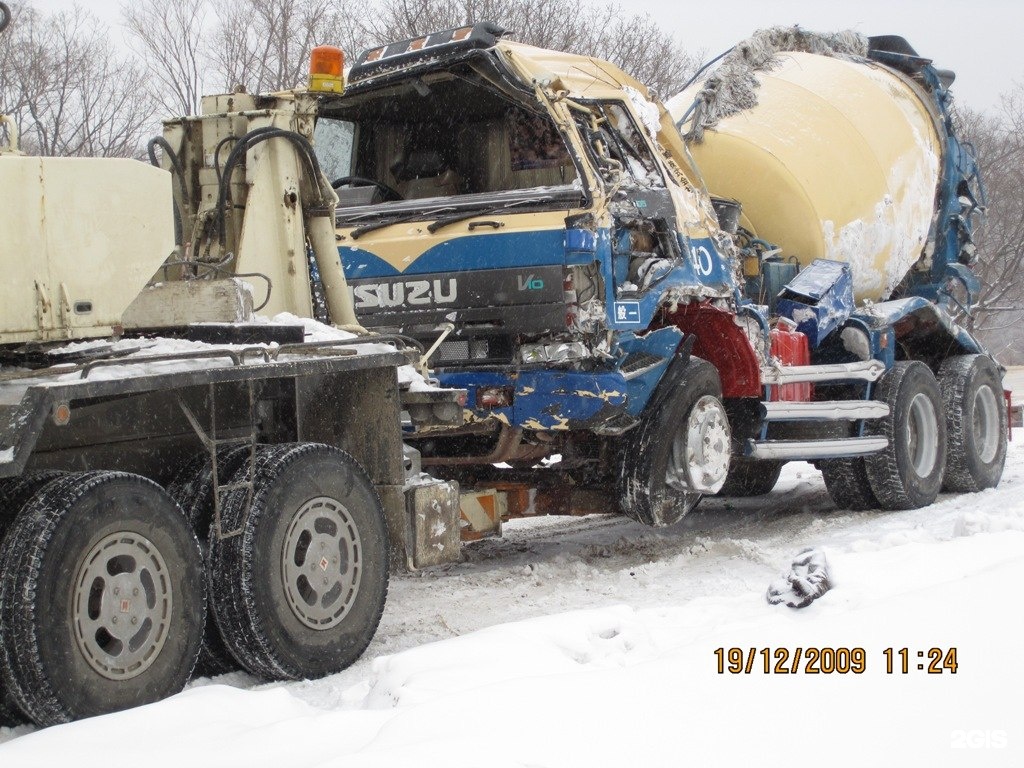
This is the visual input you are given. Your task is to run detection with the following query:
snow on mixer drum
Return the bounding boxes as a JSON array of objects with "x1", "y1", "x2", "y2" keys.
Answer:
[{"x1": 671, "y1": 48, "x2": 944, "y2": 304}]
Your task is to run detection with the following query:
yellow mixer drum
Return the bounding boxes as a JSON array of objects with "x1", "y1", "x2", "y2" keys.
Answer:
[{"x1": 671, "y1": 51, "x2": 944, "y2": 304}]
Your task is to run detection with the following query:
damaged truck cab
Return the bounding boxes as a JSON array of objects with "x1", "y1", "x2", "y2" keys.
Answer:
[
  {"x1": 316, "y1": 24, "x2": 748, "y2": 524},
  {"x1": 310, "y1": 23, "x2": 1005, "y2": 527}
]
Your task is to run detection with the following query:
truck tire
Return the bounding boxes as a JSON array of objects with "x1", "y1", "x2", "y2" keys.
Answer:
[
  {"x1": 864, "y1": 361, "x2": 947, "y2": 510},
  {"x1": 618, "y1": 359, "x2": 730, "y2": 526},
  {"x1": 0, "y1": 471, "x2": 66, "y2": 725},
  {"x1": 939, "y1": 355, "x2": 1007, "y2": 492},
  {"x1": 717, "y1": 459, "x2": 782, "y2": 497},
  {"x1": 167, "y1": 447, "x2": 253, "y2": 676},
  {"x1": 0, "y1": 472, "x2": 205, "y2": 726},
  {"x1": 0, "y1": 470, "x2": 65, "y2": 526},
  {"x1": 208, "y1": 443, "x2": 389, "y2": 681},
  {"x1": 820, "y1": 458, "x2": 879, "y2": 511}
]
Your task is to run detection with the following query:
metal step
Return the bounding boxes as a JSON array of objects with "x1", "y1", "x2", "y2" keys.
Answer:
[
  {"x1": 620, "y1": 353, "x2": 668, "y2": 381},
  {"x1": 761, "y1": 359, "x2": 886, "y2": 385},
  {"x1": 745, "y1": 436, "x2": 888, "y2": 461},
  {"x1": 761, "y1": 400, "x2": 890, "y2": 422}
]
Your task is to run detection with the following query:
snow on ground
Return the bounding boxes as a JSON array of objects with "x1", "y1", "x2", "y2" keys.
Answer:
[{"x1": 3, "y1": 435, "x2": 1023, "y2": 765}]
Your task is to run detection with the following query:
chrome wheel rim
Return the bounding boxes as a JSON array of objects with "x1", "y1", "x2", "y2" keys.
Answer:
[
  {"x1": 906, "y1": 392, "x2": 939, "y2": 477},
  {"x1": 973, "y1": 384, "x2": 1000, "y2": 464},
  {"x1": 668, "y1": 395, "x2": 731, "y2": 494},
  {"x1": 73, "y1": 532, "x2": 173, "y2": 681},
  {"x1": 281, "y1": 496, "x2": 362, "y2": 630}
]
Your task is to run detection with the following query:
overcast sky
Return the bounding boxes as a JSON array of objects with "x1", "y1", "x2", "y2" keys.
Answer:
[{"x1": 22, "y1": 0, "x2": 1024, "y2": 112}]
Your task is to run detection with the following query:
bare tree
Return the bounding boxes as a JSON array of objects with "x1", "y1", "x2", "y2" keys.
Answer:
[
  {"x1": 957, "y1": 86, "x2": 1024, "y2": 363},
  {"x1": 0, "y1": 1, "x2": 30, "y2": 123},
  {"x1": 364, "y1": 0, "x2": 701, "y2": 97},
  {"x1": 122, "y1": 0, "x2": 209, "y2": 116},
  {"x1": 209, "y1": 0, "x2": 367, "y2": 94},
  {"x1": 2, "y1": 5, "x2": 156, "y2": 157}
]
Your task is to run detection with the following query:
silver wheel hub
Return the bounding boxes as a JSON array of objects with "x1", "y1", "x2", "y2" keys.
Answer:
[
  {"x1": 281, "y1": 496, "x2": 362, "y2": 630},
  {"x1": 667, "y1": 394, "x2": 731, "y2": 494},
  {"x1": 973, "y1": 384, "x2": 1000, "y2": 464},
  {"x1": 73, "y1": 532, "x2": 172, "y2": 681},
  {"x1": 906, "y1": 392, "x2": 939, "y2": 477}
]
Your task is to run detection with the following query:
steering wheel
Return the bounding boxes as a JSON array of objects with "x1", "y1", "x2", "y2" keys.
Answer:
[{"x1": 331, "y1": 175, "x2": 402, "y2": 201}]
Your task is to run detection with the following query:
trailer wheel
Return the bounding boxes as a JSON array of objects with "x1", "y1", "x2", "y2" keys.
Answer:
[
  {"x1": 208, "y1": 443, "x2": 389, "y2": 681},
  {"x1": 619, "y1": 359, "x2": 730, "y2": 526},
  {"x1": 820, "y1": 458, "x2": 879, "y2": 511},
  {"x1": 167, "y1": 447, "x2": 253, "y2": 676},
  {"x1": 0, "y1": 472, "x2": 205, "y2": 726},
  {"x1": 939, "y1": 355, "x2": 1007, "y2": 492},
  {"x1": 717, "y1": 459, "x2": 782, "y2": 497},
  {"x1": 0, "y1": 471, "x2": 66, "y2": 725},
  {"x1": 864, "y1": 361, "x2": 947, "y2": 510}
]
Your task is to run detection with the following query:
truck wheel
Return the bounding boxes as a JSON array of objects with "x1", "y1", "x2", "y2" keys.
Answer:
[
  {"x1": 717, "y1": 459, "x2": 782, "y2": 497},
  {"x1": 0, "y1": 470, "x2": 65, "y2": 526},
  {"x1": 0, "y1": 471, "x2": 66, "y2": 726},
  {"x1": 208, "y1": 443, "x2": 389, "y2": 681},
  {"x1": 820, "y1": 458, "x2": 879, "y2": 511},
  {"x1": 939, "y1": 355, "x2": 1007, "y2": 492},
  {"x1": 618, "y1": 359, "x2": 730, "y2": 526},
  {"x1": 167, "y1": 447, "x2": 253, "y2": 676},
  {"x1": 0, "y1": 472, "x2": 205, "y2": 726},
  {"x1": 864, "y1": 361, "x2": 947, "y2": 510}
]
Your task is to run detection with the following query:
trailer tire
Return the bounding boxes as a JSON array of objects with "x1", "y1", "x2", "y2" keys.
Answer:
[
  {"x1": 167, "y1": 447, "x2": 254, "y2": 676},
  {"x1": 717, "y1": 459, "x2": 782, "y2": 497},
  {"x1": 618, "y1": 359, "x2": 730, "y2": 526},
  {"x1": 208, "y1": 443, "x2": 389, "y2": 681},
  {"x1": 0, "y1": 472, "x2": 205, "y2": 726},
  {"x1": 820, "y1": 458, "x2": 879, "y2": 511},
  {"x1": 939, "y1": 355, "x2": 1007, "y2": 492},
  {"x1": 0, "y1": 471, "x2": 67, "y2": 725},
  {"x1": 864, "y1": 361, "x2": 947, "y2": 510}
]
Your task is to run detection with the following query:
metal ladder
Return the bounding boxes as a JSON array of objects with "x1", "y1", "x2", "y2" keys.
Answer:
[
  {"x1": 747, "y1": 359, "x2": 890, "y2": 461},
  {"x1": 176, "y1": 381, "x2": 258, "y2": 539}
]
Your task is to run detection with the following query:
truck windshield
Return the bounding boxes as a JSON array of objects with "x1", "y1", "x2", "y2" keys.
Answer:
[{"x1": 313, "y1": 69, "x2": 581, "y2": 214}]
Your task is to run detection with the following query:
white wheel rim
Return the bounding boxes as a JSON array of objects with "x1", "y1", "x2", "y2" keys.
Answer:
[
  {"x1": 73, "y1": 532, "x2": 173, "y2": 681},
  {"x1": 973, "y1": 384, "x2": 1000, "y2": 464},
  {"x1": 281, "y1": 496, "x2": 362, "y2": 630},
  {"x1": 906, "y1": 392, "x2": 939, "y2": 478},
  {"x1": 668, "y1": 395, "x2": 731, "y2": 494}
]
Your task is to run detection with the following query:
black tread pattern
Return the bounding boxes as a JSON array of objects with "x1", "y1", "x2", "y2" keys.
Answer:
[
  {"x1": 0, "y1": 471, "x2": 66, "y2": 726},
  {"x1": 0, "y1": 472, "x2": 114, "y2": 725},
  {"x1": 208, "y1": 443, "x2": 389, "y2": 681},
  {"x1": 718, "y1": 460, "x2": 782, "y2": 497},
  {"x1": 167, "y1": 447, "x2": 253, "y2": 676},
  {"x1": 618, "y1": 359, "x2": 720, "y2": 526},
  {"x1": 939, "y1": 355, "x2": 1007, "y2": 492},
  {"x1": 0, "y1": 472, "x2": 205, "y2": 726},
  {"x1": 864, "y1": 361, "x2": 946, "y2": 510},
  {"x1": 820, "y1": 457, "x2": 879, "y2": 511}
]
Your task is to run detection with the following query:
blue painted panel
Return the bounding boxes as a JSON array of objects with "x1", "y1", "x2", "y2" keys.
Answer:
[
  {"x1": 851, "y1": 297, "x2": 984, "y2": 355},
  {"x1": 435, "y1": 368, "x2": 630, "y2": 430},
  {"x1": 340, "y1": 229, "x2": 568, "y2": 278},
  {"x1": 777, "y1": 259, "x2": 854, "y2": 347},
  {"x1": 565, "y1": 227, "x2": 597, "y2": 264},
  {"x1": 607, "y1": 236, "x2": 734, "y2": 331},
  {"x1": 613, "y1": 326, "x2": 684, "y2": 415}
]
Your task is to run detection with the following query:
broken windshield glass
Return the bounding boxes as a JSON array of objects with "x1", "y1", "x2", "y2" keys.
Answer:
[{"x1": 314, "y1": 66, "x2": 583, "y2": 218}]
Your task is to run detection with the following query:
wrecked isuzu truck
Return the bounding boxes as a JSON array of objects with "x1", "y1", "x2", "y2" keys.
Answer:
[
  {"x1": 159, "y1": 22, "x2": 1005, "y2": 545},
  {"x1": 307, "y1": 22, "x2": 1004, "y2": 527}
]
